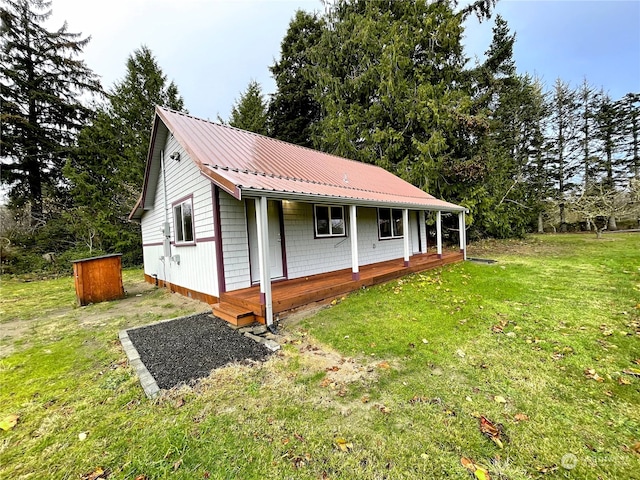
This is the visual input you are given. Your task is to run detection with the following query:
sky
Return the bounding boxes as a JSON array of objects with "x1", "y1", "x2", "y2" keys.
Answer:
[{"x1": 42, "y1": 0, "x2": 640, "y2": 122}]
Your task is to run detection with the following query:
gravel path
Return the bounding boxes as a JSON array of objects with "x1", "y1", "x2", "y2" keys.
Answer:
[{"x1": 126, "y1": 313, "x2": 272, "y2": 389}]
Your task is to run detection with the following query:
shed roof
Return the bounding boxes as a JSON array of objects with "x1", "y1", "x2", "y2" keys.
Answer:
[{"x1": 130, "y1": 107, "x2": 465, "y2": 220}]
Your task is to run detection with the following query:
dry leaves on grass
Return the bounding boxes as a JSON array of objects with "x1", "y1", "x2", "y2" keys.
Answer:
[
  {"x1": 479, "y1": 416, "x2": 507, "y2": 449},
  {"x1": 584, "y1": 368, "x2": 604, "y2": 382},
  {"x1": 0, "y1": 414, "x2": 19, "y2": 431},
  {"x1": 461, "y1": 457, "x2": 491, "y2": 480},
  {"x1": 334, "y1": 437, "x2": 353, "y2": 452},
  {"x1": 514, "y1": 413, "x2": 529, "y2": 422},
  {"x1": 622, "y1": 367, "x2": 640, "y2": 377},
  {"x1": 81, "y1": 468, "x2": 109, "y2": 480}
]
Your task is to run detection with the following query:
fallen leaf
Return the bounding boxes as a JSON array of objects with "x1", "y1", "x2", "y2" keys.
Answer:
[
  {"x1": 334, "y1": 437, "x2": 353, "y2": 452},
  {"x1": 514, "y1": 413, "x2": 529, "y2": 422},
  {"x1": 632, "y1": 441, "x2": 640, "y2": 454},
  {"x1": 461, "y1": 457, "x2": 491, "y2": 480},
  {"x1": 134, "y1": 476, "x2": 148, "y2": 480},
  {"x1": 326, "y1": 366, "x2": 339, "y2": 372},
  {"x1": 618, "y1": 376, "x2": 631, "y2": 385},
  {"x1": 0, "y1": 414, "x2": 19, "y2": 431},
  {"x1": 584, "y1": 368, "x2": 604, "y2": 382},
  {"x1": 456, "y1": 349, "x2": 466, "y2": 358},
  {"x1": 174, "y1": 397, "x2": 185, "y2": 408},
  {"x1": 377, "y1": 361, "x2": 391, "y2": 370},
  {"x1": 294, "y1": 433, "x2": 305, "y2": 442},
  {"x1": 173, "y1": 459, "x2": 182, "y2": 471},
  {"x1": 479, "y1": 416, "x2": 506, "y2": 449},
  {"x1": 422, "y1": 338, "x2": 429, "y2": 344},
  {"x1": 494, "y1": 395, "x2": 507, "y2": 404},
  {"x1": 623, "y1": 368, "x2": 640, "y2": 377},
  {"x1": 81, "y1": 467, "x2": 107, "y2": 480},
  {"x1": 78, "y1": 431, "x2": 88, "y2": 441}
]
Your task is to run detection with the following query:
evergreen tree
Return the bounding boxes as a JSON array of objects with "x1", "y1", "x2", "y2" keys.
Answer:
[
  {"x1": 109, "y1": 45, "x2": 185, "y2": 189},
  {"x1": 576, "y1": 78, "x2": 599, "y2": 190},
  {"x1": 546, "y1": 79, "x2": 580, "y2": 231},
  {"x1": 227, "y1": 80, "x2": 268, "y2": 135},
  {"x1": 64, "y1": 46, "x2": 185, "y2": 263},
  {"x1": 268, "y1": 10, "x2": 323, "y2": 147},
  {"x1": 619, "y1": 92, "x2": 640, "y2": 179},
  {"x1": 0, "y1": 0, "x2": 100, "y2": 222}
]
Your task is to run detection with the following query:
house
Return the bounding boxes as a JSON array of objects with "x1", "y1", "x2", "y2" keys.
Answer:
[{"x1": 130, "y1": 107, "x2": 468, "y2": 327}]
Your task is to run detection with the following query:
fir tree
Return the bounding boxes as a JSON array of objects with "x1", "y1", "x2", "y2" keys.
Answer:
[
  {"x1": 64, "y1": 46, "x2": 185, "y2": 263},
  {"x1": 227, "y1": 80, "x2": 268, "y2": 135},
  {"x1": 0, "y1": 0, "x2": 101, "y2": 222},
  {"x1": 268, "y1": 10, "x2": 324, "y2": 147}
]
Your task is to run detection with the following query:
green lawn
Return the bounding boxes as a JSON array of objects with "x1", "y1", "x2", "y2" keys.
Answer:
[{"x1": 1, "y1": 234, "x2": 638, "y2": 479}]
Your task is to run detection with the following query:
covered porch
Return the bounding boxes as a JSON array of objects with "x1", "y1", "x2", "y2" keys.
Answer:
[{"x1": 214, "y1": 250, "x2": 463, "y2": 326}]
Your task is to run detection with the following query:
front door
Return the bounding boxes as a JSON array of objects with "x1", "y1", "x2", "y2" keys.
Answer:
[{"x1": 247, "y1": 199, "x2": 285, "y2": 283}]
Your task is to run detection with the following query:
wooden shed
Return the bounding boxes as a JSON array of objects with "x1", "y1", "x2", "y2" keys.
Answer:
[{"x1": 72, "y1": 254, "x2": 125, "y2": 306}]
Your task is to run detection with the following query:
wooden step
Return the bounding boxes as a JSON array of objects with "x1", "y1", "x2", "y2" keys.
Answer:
[{"x1": 212, "y1": 302, "x2": 256, "y2": 327}]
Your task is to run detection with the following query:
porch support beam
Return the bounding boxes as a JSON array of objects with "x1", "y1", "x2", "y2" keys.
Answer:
[
  {"x1": 255, "y1": 196, "x2": 273, "y2": 326},
  {"x1": 403, "y1": 208, "x2": 410, "y2": 267},
  {"x1": 459, "y1": 210, "x2": 467, "y2": 260},
  {"x1": 436, "y1": 210, "x2": 443, "y2": 259},
  {"x1": 349, "y1": 205, "x2": 360, "y2": 280},
  {"x1": 419, "y1": 210, "x2": 427, "y2": 254}
]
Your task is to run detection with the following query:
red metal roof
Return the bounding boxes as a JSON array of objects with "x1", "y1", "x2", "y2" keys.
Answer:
[{"x1": 131, "y1": 107, "x2": 465, "y2": 219}]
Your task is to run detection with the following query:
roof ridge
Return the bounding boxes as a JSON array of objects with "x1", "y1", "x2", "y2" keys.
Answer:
[{"x1": 157, "y1": 106, "x2": 396, "y2": 173}]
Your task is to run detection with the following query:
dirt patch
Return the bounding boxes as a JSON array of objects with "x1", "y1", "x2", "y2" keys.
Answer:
[
  {"x1": 0, "y1": 277, "x2": 211, "y2": 358},
  {"x1": 279, "y1": 332, "x2": 386, "y2": 401}
]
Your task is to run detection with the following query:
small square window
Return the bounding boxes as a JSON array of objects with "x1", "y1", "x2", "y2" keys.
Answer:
[
  {"x1": 314, "y1": 205, "x2": 346, "y2": 237},
  {"x1": 378, "y1": 208, "x2": 404, "y2": 239}
]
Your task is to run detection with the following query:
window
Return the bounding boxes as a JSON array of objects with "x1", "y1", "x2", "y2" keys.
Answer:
[
  {"x1": 378, "y1": 208, "x2": 404, "y2": 239},
  {"x1": 314, "y1": 205, "x2": 345, "y2": 237},
  {"x1": 173, "y1": 198, "x2": 194, "y2": 244}
]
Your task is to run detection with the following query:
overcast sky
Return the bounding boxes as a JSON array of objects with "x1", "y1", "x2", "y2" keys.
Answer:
[{"x1": 45, "y1": 0, "x2": 640, "y2": 122}]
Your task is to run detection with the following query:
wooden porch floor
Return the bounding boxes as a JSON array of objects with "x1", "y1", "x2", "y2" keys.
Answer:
[{"x1": 219, "y1": 250, "x2": 463, "y2": 322}]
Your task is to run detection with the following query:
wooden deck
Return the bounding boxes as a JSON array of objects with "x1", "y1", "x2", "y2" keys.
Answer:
[{"x1": 217, "y1": 251, "x2": 463, "y2": 324}]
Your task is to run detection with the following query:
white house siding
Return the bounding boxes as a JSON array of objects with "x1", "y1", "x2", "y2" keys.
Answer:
[
  {"x1": 282, "y1": 201, "x2": 352, "y2": 278},
  {"x1": 140, "y1": 134, "x2": 218, "y2": 297},
  {"x1": 219, "y1": 191, "x2": 251, "y2": 291},
  {"x1": 281, "y1": 202, "x2": 413, "y2": 280},
  {"x1": 356, "y1": 207, "x2": 408, "y2": 266}
]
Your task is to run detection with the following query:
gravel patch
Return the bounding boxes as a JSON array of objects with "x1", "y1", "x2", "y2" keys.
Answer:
[{"x1": 126, "y1": 313, "x2": 272, "y2": 390}]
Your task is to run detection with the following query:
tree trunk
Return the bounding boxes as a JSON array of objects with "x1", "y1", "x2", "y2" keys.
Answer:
[
  {"x1": 537, "y1": 212, "x2": 544, "y2": 233},
  {"x1": 585, "y1": 219, "x2": 591, "y2": 231},
  {"x1": 608, "y1": 216, "x2": 617, "y2": 231},
  {"x1": 559, "y1": 202, "x2": 567, "y2": 232}
]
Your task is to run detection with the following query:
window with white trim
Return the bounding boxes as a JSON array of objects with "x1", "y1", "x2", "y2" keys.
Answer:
[
  {"x1": 174, "y1": 198, "x2": 194, "y2": 243},
  {"x1": 378, "y1": 208, "x2": 404, "y2": 239},
  {"x1": 314, "y1": 205, "x2": 346, "y2": 237}
]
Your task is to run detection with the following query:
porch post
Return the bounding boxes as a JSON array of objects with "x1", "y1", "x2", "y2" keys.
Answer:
[
  {"x1": 419, "y1": 210, "x2": 427, "y2": 254},
  {"x1": 403, "y1": 208, "x2": 410, "y2": 267},
  {"x1": 460, "y1": 210, "x2": 467, "y2": 260},
  {"x1": 458, "y1": 211, "x2": 465, "y2": 258},
  {"x1": 436, "y1": 210, "x2": 443, "y2": 259},
  {"x1": 349, "y1": 205, "x2": 360, "y2": 280},
  {"x1": 255, "y1": 196, "x2": 273, "y2": 326}
]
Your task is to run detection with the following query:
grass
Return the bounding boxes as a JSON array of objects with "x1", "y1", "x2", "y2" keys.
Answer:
[{"x1": 0, "y1": 234, "x2": 639, "y2": 479}]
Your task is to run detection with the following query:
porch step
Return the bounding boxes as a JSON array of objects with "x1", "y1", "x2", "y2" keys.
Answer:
[{"x1": 212, "y1": 302, "x2": 256, "y2": 327}]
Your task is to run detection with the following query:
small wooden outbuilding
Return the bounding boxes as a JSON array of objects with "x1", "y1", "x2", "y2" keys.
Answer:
[{"x1": 72, "y1": 254, "x2": 125, "y2": 306}]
